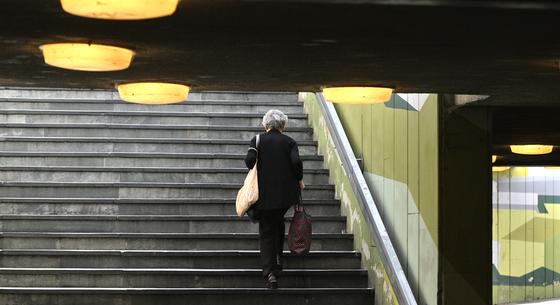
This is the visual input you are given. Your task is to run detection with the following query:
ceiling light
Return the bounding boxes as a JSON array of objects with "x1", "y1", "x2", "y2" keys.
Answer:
[
  {"x1": 118, "y1": 82, "x2": 190, "y2": 104},
  {"x1": 510, "y1": 145, "x2": 554, "y2": 155},
  {"x1": 40, "y1": 43, "x2": 134, "y2": 72},
  {"x1": 60, "y1": 0, "x2": 180, "y2": 20},
  {"x1": 492, "y1": 155, "x2": 497, "y2": 163},
  {"x1": 322, "y1": 87, "x2": 393, "y2": 104},
  {"x1": 492, "y1": 166, "x2": 510, "y2": 172}
]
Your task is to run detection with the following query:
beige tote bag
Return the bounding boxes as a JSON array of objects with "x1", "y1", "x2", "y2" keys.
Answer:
[{"x1": 236, "y1": 135, "x2": 260, "y2": 217}]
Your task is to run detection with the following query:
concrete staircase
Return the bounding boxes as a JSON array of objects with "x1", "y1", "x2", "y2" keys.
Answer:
[{"x1": 0, "y1": 92, "x2": 374, "y2": 305}]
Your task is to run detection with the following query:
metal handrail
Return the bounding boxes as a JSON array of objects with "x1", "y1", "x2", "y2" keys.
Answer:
[{"x1": 316, "y1": 93, "x2": 418, "y2": 305}]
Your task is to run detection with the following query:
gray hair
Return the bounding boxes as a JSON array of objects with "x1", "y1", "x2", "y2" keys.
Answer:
[{"x1": 262, "y1": 109, "x2": 288, "y2": 131}]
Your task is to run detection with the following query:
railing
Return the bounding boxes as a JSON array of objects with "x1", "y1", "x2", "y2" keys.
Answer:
[{"x1": 316, "y1": 92, "x2": 418, "y2": 305}]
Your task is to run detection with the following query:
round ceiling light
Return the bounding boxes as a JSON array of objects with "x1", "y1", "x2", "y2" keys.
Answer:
[
  {"x1": 510, "y1": 145, "x2": 554, "y2": 155},
  {"x1": 60, "y1": 0, "x2": 180, "y2": 20},
  {"x1": 322, "y1": 87, "x2": 393, "y2": 104},
  {"x1": 492, "y1": 166, "x2": 510, "y2": 172},
  {"x1": 40, "y1": 43, "x2": 135, "y2": 72},
  {"x1": 118, "y1": 82, "x2": 190, "y2": 104}
]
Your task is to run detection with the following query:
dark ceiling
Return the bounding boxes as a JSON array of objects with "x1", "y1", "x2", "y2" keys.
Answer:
[{"x1": 0, "y1": 0, "x2": 559, "y2": 106}]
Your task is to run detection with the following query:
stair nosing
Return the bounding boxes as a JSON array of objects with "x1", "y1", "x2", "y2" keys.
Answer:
[
  {"x1": 0, "y1": 123, "x2": 312, "y2": 132},
  {"x1": 0, "y1": 99, "x2": 303, "y2": 106},
  {"x1": 0, "y1": 198, "x2": 339, "y2": 204},
  {"x1": 0, "y1": 214, "x2": 345, "y2": 221},
  {"x1": 0, "y1": 232, "x2": 353, "y2": 239},
  {"x1": 0, "y1": 287, "x2": 374, "y2": 294},
  {"x1": 0, "y1": 181, "x2": 334, "y2": 190},
  {"x1": 0, "y1": 110, "x2": 308, "y2": 118},
  {"x1": 0, "y1": 166, "x2": 328, "y2": 174},
  {"x1": 0, "y1": 249, "x2": 360, "y2": 257},
  {"x1": 0, "y1": 268, "x2": 368, "y2": 275},
  {"x1": 0, "y1": 136, "x2": 317, "y2": 146},
  {"x1": 0, "y1": 151, "x2": 324, "y2": 159}
]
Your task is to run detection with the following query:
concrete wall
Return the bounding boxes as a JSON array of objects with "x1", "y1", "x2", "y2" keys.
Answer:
[
  {"x1": 438, "y1": 98, "x2": 492, "y2": 305},
  {"x1": 334, "y1": 94, "x2": 439, "y2": 305}
]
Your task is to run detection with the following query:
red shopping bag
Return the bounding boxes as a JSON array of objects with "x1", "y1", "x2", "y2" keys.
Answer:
[{"x1": 288, "y1": 204, "x2": 312, "y2": 254}]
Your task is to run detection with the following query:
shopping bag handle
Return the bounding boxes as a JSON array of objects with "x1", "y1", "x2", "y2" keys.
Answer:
[{"x1": 295, "y1": 192, "x2": 304, "y2": 211}]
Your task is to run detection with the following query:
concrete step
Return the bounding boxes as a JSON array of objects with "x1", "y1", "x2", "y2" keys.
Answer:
[
  {"x1": 0, "y1": 198, "x2": 341, "y2": 216},
  {"x1": 0, "y1": 182, "x2": 334, "y2": 199},
  {"x1": 0, "y1": 100, "x2": 305, "y2": 113},
  {"x1": 0, "y1": 124, "x2": 313, "y2": 141},
  {"x1": 189, "y1": 91, "x2": 299, "y2": 102},
  {"x1": 0, "y1": 152, "x2": 326, "y2": 169},
  {"x1": 0, "y1": 250, "x2": 362, "y2": 269},
  {"x1": 0, "y1": 92, "x2": 371, "y2": 303},
  {"x1": 0, "y1": 167, "x2": 329, "y2": 184},
  {"x1": 0, "y1": 137, "x2": 318, "y2": 155},
  {"x1": 0, "y1": 268, "x2": 368, "y2": 288},
  {"x1": 0, "y1": 232, "x2": 354, "y2": 251},
  {"x1": 0, "y1": 90, "x2": 299, "y2": 102},
  {"x1": 0, "y1": 110, "x2": 310, "y2": 127},
  {"x1": 0, "y1": 215, "x2": 347, "y2": 234},
  {"x1": 0, "y1": 287, "x2": 374, "y2": 305}
]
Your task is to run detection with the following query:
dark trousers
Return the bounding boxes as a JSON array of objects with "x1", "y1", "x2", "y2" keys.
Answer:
[{"x1": 258, "y1": 208, "x2": 289, "y2": 277}]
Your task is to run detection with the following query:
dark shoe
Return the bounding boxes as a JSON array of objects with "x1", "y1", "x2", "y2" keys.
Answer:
[{"x1": 266, "y1": 273, "x2": 278, "y2": 289}]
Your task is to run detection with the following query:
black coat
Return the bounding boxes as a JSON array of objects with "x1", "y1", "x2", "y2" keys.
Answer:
[{"x1": 244, "y1": 129, "x2": 303, "y2": 210}]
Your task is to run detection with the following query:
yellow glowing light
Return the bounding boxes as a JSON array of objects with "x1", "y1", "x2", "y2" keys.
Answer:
[
  {"x1": 492, "y1": 166, "x2": 510, "y2": 172},
  {"x1": 492, "y1": 155, "x2": 497, "y2": 163},
  {"x1": 60, "y1": 0, "x2": 179, "y2": 20},
  {"x1": 40, "y1": 43, "x2": 134, "y2": 72},
  {"x1": 510, "y1": 145, "x2": 554, "y2": 155},
  {"x1": 322, "y1": 87, "x2": 393, "y2": 104},
  {"x1": 118, "y1": 82, "x2": 190, "y2": 104}
]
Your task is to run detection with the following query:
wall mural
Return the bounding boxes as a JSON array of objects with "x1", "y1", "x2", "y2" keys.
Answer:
[
  {"x1": 493, "y1": 167, "x2": 560, "y2": 304},
  {"x1": 385, "y1": 93, "x2": 430, "y2": 111},
  {"x1": 336, "y1": 94, "x2": 439, "y2": 305}
]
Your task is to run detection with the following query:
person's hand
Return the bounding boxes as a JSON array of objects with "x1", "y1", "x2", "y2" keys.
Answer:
[{"x1": 299, "y1": 180, "x2": 306, "y2": 190}]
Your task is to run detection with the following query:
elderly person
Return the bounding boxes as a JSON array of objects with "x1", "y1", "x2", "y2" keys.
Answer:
[{"x1": 244, "y1": 109, "x2": 305, "y2": 289}]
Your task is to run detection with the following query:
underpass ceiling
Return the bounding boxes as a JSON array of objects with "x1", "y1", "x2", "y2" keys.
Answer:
[
  {"x1": 0, "y1": 0, "x2": 559, "y2": 106},
  {"x1": 493, "y1": 107, "x2": 560, "y2": 165}
]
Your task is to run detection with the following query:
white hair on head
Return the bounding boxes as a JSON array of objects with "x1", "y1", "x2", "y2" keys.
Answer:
[{"x1": 262, "y1": 109, "x2": 288, "y2": 131}]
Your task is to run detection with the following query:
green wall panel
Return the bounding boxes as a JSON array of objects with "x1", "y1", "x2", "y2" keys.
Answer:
[
  {"x1": 407, "y1": 213, "x2": 420, "y2": 298},
  {"x1": 335, "y1": 94, "x2": 439, "y2": 305},
  {"x1": 418, "y1": 95, "x2": 438, "y2": 245},
  {"x1": 395, "y1": 103, "x2": 409, "y2": 272}
]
